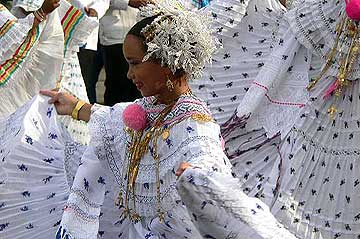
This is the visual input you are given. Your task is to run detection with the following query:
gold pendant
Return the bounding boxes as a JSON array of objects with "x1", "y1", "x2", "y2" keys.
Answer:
[
  {"x1": 162, "y1": 129, "x2": 170, "y2": 140},
  {"x1": 116, "y1": 193, "x2": 123, "y2": 207},
  {"x1": 328, "y1": 105, "x2": 337, "y2": 119},
  {"x1": 158, "y1": 211, "x2": 165, "y2": 223},
  {"x1": 131, "y1": 213, "x2": 141, "y2": 223},
  {"x1": 191, "y1": 113, "x2": 213, "y2": 123}
]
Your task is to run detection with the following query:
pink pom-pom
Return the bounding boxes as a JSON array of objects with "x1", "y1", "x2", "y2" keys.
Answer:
[
  {"x1": 345, "y1": 0, "x2": 360, "y2": 21},
  {"x1": 122, "y1": 104, "x2": 147, "y2": 131}
]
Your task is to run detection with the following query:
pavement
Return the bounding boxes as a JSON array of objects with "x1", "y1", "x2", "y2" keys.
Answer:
[{"x1": 96, "y1": 69, "x2": 106, "y2": 104}]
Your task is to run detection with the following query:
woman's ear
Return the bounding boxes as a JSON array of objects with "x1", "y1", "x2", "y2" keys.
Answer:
[{"x1": 161, "y1": 67, "x2": 174, "y2": 81}]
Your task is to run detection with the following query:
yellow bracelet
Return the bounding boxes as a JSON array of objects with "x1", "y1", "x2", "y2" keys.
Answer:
[{"x1": 71, "y1": 100, "x2": 86, "y2": 120}]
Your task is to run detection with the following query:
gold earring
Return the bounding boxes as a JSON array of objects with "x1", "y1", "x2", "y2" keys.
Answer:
[{"x1": 166, "y1": 77, "x2": 174, "y2": 92}]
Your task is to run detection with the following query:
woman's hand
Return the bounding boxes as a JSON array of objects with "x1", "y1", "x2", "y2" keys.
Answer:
[
  {"x1": 41, "y1": 0, "x2": 60, "y2": 15},
  {"x1": 129, "y1": 0, "x2": 152, "y2": 8},
  {"x1": 40, "y1": 90, "x2": 78, "y2": 116},
  {"x1": 279, "y1": 0, "x2": 286, "y2": 7},
  {"x1": 176, "y1": 162, "x2": 193, "y2": 177},
  {"x1": 84, "y1": 7, "x2": 98, "y2": 17}
]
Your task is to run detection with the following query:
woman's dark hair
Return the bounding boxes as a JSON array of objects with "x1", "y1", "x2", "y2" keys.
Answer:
[{"x1": 127, "y1": 16, "x2": 158, "y2": 51}]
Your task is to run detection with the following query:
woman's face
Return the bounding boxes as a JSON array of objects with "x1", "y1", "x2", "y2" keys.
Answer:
[{"x1": 123, "y1": 34, "x2": 170, "y2": 97}]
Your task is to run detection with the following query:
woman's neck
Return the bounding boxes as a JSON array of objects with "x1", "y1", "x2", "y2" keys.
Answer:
[{"x1": 155, "y1": 82, "x2": 191, "y2": 105}]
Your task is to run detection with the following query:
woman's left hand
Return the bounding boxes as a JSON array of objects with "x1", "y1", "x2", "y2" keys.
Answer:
[{"x1": 176, "y1": 162, "x2": 192, "y2": 177}]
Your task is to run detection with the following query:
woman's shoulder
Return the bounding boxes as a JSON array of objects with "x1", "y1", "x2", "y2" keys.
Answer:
[
  {"x1": 88, "y1": 102, "x2": 133, "y2": 141},
  {"x1": 165, "y1": 94, "x2": 221, "y2": 140},
  {"x1": 165, "y1": 93, "x2": 214, "y2": 125}
]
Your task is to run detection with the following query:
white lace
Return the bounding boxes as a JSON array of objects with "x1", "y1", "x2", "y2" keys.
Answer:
[
  {"x1": 237, "y1": 29, "x2": 309, "y2": 138},
  {"x1": 0, "y1": 13, "x2": 37, "y2": 63},
  {"x1": 88, "y1": 100, "x2": 231, "y2": 218},
  {"x1": 60, "y1": 191, "x2": 101, "y2": 239}
]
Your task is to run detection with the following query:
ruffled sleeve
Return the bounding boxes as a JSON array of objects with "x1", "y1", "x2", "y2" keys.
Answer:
[
  {"x1": 176, "y1": 118, "x2": 232, "y2": 174},
  {"x1": 285, "y1": 0, "x2": 344, "y2": 56},
  {"x1": 57, "y1": 0, "x2": 98, "y2": 55},
  {"x1": 0, "y1": 10, "x2": 64, "y2": 117},
  {"x1": 87, "y1": 102, "x2": 131, "y2": 172},
  {"x1": 58, "y1": 103, "x2": 130, "y2": 239},
  {"x1": 177, "y1": 168, "x2": 297, "y2": 239},
  {"x1": 0, "y1": 7, "x2": 36, "y2": 60}
]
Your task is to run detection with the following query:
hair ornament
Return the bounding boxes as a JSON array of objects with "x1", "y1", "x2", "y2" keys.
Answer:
[{"x1": 138, "y1": 0, "x2": 219, "y2": 80}]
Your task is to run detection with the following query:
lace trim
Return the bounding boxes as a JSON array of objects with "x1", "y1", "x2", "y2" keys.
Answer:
[
  {"x1": 64, "y1": 190, "x2": 101, "y2": 221},
  {"x1": 64, "y1": 203, "x2": 98, "y2": 221},
  {"x1": 293, "y1": 7, "x2": 325, "y2": 57},
  {"x1": 70, "y1": 188, "x2": 102, "y2": 208},
  {"x1": 64, "y1": 142, "x2": 82, "y2": 187},
  {"x1": 138, "y1": 136, "x2": 221, "y2": 173},
  {"x1": 141, "y1": 95, "x2": 212, "y2": 124},
  {"x1": 292, "y1": 127, "x2": 360, "y2": 156},
  {"x1": 316, "y1": 2, "x2": 332, "y2": 35},
  {"x1": 253, "y1": 82, "x2": 306, "y2": 107}
]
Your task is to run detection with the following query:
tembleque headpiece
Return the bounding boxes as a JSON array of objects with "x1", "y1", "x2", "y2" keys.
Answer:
[{"x1": 138, "y1": 0, "x2": 219, "y2": 80}]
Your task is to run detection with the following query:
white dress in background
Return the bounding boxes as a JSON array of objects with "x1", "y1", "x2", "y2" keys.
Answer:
[
  {"x1": 190, "y1": 0, "x2": 288, "y2": 202},
  {"x1": 0, "y1": 4, "x2": 64, "y2": 117},
  {"x1": 191, "y1": 0, "x2": 360, "y2": 238},
  {"x1": 11, "y1": 0, "x2": 98, "y2": 144},
  {"x1": 56, "y1": 0, "x2": 98, "y2": 144},
  {"x1": 0, "y1": 95, "x2": 84, "y2": 238}
]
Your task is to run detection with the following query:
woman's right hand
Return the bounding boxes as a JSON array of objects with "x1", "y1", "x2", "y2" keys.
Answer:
[
  {"x1": 40, "y1": 90, "x2": 78, "y2": 116},
  {"x1": 41, "y1": 0, "x2": 60, "y2": 15}
]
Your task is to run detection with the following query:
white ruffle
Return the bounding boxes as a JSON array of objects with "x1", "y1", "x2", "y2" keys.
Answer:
[
  {"x1": 177, "y1": 168, "x2": 297, "y2": 239},
  {"x1": 0, "y1": 11, "x2": 64, "y2": 117},
  {"x1": 267, "y1": 76, "x2": 360, "y2": 238},
  {"x1": 0, "y1": 11, "x2": 35, "y2": 60},
  {"x1": 0, "y1": 95, "x2": 73, "y2": 238},
  {"x1": 191, "y1": 0, "x2": 286, "y2": 125},
  {"x1": 285, "y1": 0, "x2": 344, "y2": 57}
]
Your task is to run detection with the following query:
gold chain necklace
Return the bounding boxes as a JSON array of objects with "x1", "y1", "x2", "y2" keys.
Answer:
[
  {"x1": 116, "y1": 102, "x2": 176, "y2": 222},
  {"x1": 307, "y1": 14, "x2": 360, "y2": 119}
]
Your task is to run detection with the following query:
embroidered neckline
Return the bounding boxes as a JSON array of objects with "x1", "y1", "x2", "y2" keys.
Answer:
[{"x1": 138, "y1": 93, "x2": 212, "y2": 126}]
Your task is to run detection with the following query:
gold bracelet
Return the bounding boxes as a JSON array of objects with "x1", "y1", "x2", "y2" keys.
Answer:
[
  {"x1": 71, "y1": 100, "x2": 86, "y2": 120},
  {"x1": 39, "y1": 7, "x2": 46, "y2": 17},
  {"x1": 33, "y1": 10, "x2": 45, "y2": 22}
]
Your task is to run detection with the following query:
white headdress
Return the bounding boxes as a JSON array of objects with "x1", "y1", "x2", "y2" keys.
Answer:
[{"x1": 138, "y1": 0, "x2": 219, "y2": 80}]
